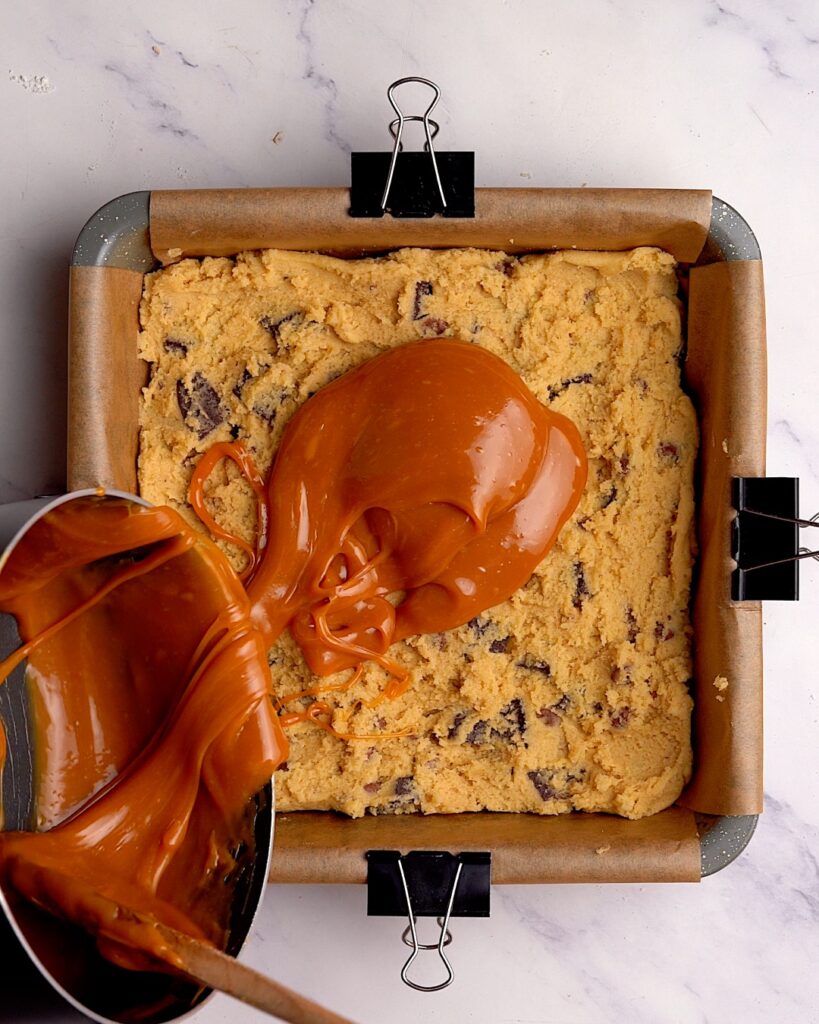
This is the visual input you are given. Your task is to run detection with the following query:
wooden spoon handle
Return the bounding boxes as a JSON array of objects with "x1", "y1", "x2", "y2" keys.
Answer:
[{"x1": 159, "y1": 924, "x2": 356, "y2": 1024}]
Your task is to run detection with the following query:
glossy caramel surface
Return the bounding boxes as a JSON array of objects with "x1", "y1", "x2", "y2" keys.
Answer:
[{"x1": 195, "y1": 340, "x2": 587, "y2": 696}]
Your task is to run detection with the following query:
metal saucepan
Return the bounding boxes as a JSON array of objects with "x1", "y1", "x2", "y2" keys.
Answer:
[{"x1": 0, "y1": 490, "x2": 275, "y2": 1024}]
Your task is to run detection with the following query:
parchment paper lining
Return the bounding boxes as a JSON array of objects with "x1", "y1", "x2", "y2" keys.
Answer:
[{"x1": 67, "y1": 187, "x2": 765, "y2": 883}]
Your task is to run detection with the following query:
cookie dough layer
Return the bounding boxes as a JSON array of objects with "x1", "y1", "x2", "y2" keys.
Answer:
[{"x1": 138, "y1": 246, "x2": 696, "y2": 820}]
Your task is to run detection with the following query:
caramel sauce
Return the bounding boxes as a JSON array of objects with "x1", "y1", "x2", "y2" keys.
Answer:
[
  {"x1": 0, "y1": 338, "x2": 586, "y2": 971},
  {"x1": 0, "y1": 500, "x2": 286, "y2": 968},
  {"x1": 193, "y1": 339, "x2": 587, "y2": 697}
]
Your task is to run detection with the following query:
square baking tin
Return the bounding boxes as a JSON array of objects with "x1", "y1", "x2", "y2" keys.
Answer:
[{"x1": 66, "y1": 188, "x2": 765, "y2": 882}]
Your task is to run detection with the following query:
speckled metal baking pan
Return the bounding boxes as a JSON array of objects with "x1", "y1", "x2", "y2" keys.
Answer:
[{"x1": 67, "y1": 190, "x2": 760, "y2": 878}]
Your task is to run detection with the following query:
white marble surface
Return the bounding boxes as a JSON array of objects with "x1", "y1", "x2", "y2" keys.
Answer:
[{"x1": 2, "y1": 1, "x2": 819, "y2": 1021}]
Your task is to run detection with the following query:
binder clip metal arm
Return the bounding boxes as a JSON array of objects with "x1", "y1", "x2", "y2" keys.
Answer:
[
  {"x1": 367, "y1": 850, "x2": 490, "y2": 992},
  {"x1": 350, "y1": 78, "x2": 474, "y2": 219}
]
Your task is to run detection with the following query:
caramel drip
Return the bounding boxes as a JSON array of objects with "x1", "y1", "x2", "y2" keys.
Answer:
[
  {"x1": 188, "y1": 441, "x2": 268, "y2": 582},
  {"x1": 273, "y1": 664, "x2": 364, "y2": 711},
  {"x1": 277, "y1": 700, "x2": 408, "y2": 742}
]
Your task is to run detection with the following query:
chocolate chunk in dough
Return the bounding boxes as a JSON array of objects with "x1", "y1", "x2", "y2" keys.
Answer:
[
  {"x1": 572, "y1": 562, "x2": 590, "y2": 609},
  {"x1": 527, "y1": 769, "x2": 568, "y2": 802},
  {"x1": 467, "y1": 617, "x2": 492, "y2": 639},
  {"x1": 412, "y1": 280, "x2": 433, "y2": 319},
  {"x1": 176, "y1": 379, "x2": 191, "y2": 419},
  {"x1": 421, "y1": 316, "x2": 449, "y2": 336},
  {"x1": 657, "y1": 441, "x2": 680, "y2": 465},
  {"x1": 369, "y1": 776, "x2": 420, "y2": 815},
  {"x1": 394, "y1": 775, "x2": 414, "y2": 796},
  {"x1": 447, "y1": 710, "x2": 468, "y2": 739},
  {"x1": 495, "y1": 257, "x2": 518, "y2": 277},
  {"x1": 495, "y1": 698, "x2": 526, "y2": 740},
  {"x1": 233, "y1": 367, "x2": 253, "y2": 398},
  {"x1": 625, "y1": 607, "x2": 639, "y2": 644},
  {"x1": 465, "y1": 719, "x2": 488, "y2": 745},
  {"x1": 177, "y1": 372, "x2": 225, "y2": 439},
  {"x1": 610, "y1": 706, "x2": 631, "y2": 729},
  {"x1": 252, "y1": 396, "x2": 279, "y2": 425},
  {"x1": 536, "y1": 707, "x2": 561, "y2": 727},
  {"x1": 548, "y1": 373, "x2": 594, "y2": 402},
  {"x1": 259, "y1": 311, "x2": 302, "y2": 339},
  {"x1": 601, "y1": 486, "x2": 617, "y2": 509},
  {"x1": 163, "y1": 337, "x2": 188, "y2": 355},
  {"x1": 517, "y1": 657, "x2": 551, "y2": 677}
]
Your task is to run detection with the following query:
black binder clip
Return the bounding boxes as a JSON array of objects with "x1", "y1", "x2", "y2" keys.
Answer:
[
  {"x1": 731, "y1": 477, "x2": 812, "y2": 600},
  {"x1": 349, "y1": 77, "x2": 475, "y2": 219},
  {"x1": 367, "y1": 850, "x2": 490, "y2": 991}
]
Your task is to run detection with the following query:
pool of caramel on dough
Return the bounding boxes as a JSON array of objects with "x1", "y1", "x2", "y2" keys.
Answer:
[{"x1": 0, "y1": 339, "x2": 586, "y2": 969}]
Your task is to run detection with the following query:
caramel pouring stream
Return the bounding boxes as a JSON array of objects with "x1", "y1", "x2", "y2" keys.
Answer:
[{"x1": 0, "y1": 339, "x2": 586, "y2": 971}]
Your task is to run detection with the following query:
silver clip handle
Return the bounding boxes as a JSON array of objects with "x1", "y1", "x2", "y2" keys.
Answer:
[
  {"x1": 396, "y1": 858, "x2": 462, "y2": 992},
  {"x1": 743, "y1": 507, "x2": 819, "y2": 569},
  {"x1": 381, "y1": 77, "x2": 447, "y2": 213}
]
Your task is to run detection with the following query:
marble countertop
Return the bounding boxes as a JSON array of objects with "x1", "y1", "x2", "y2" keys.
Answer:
[{"x1": 2, "y1": 1, "x2": 818, "y2": 1022}]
